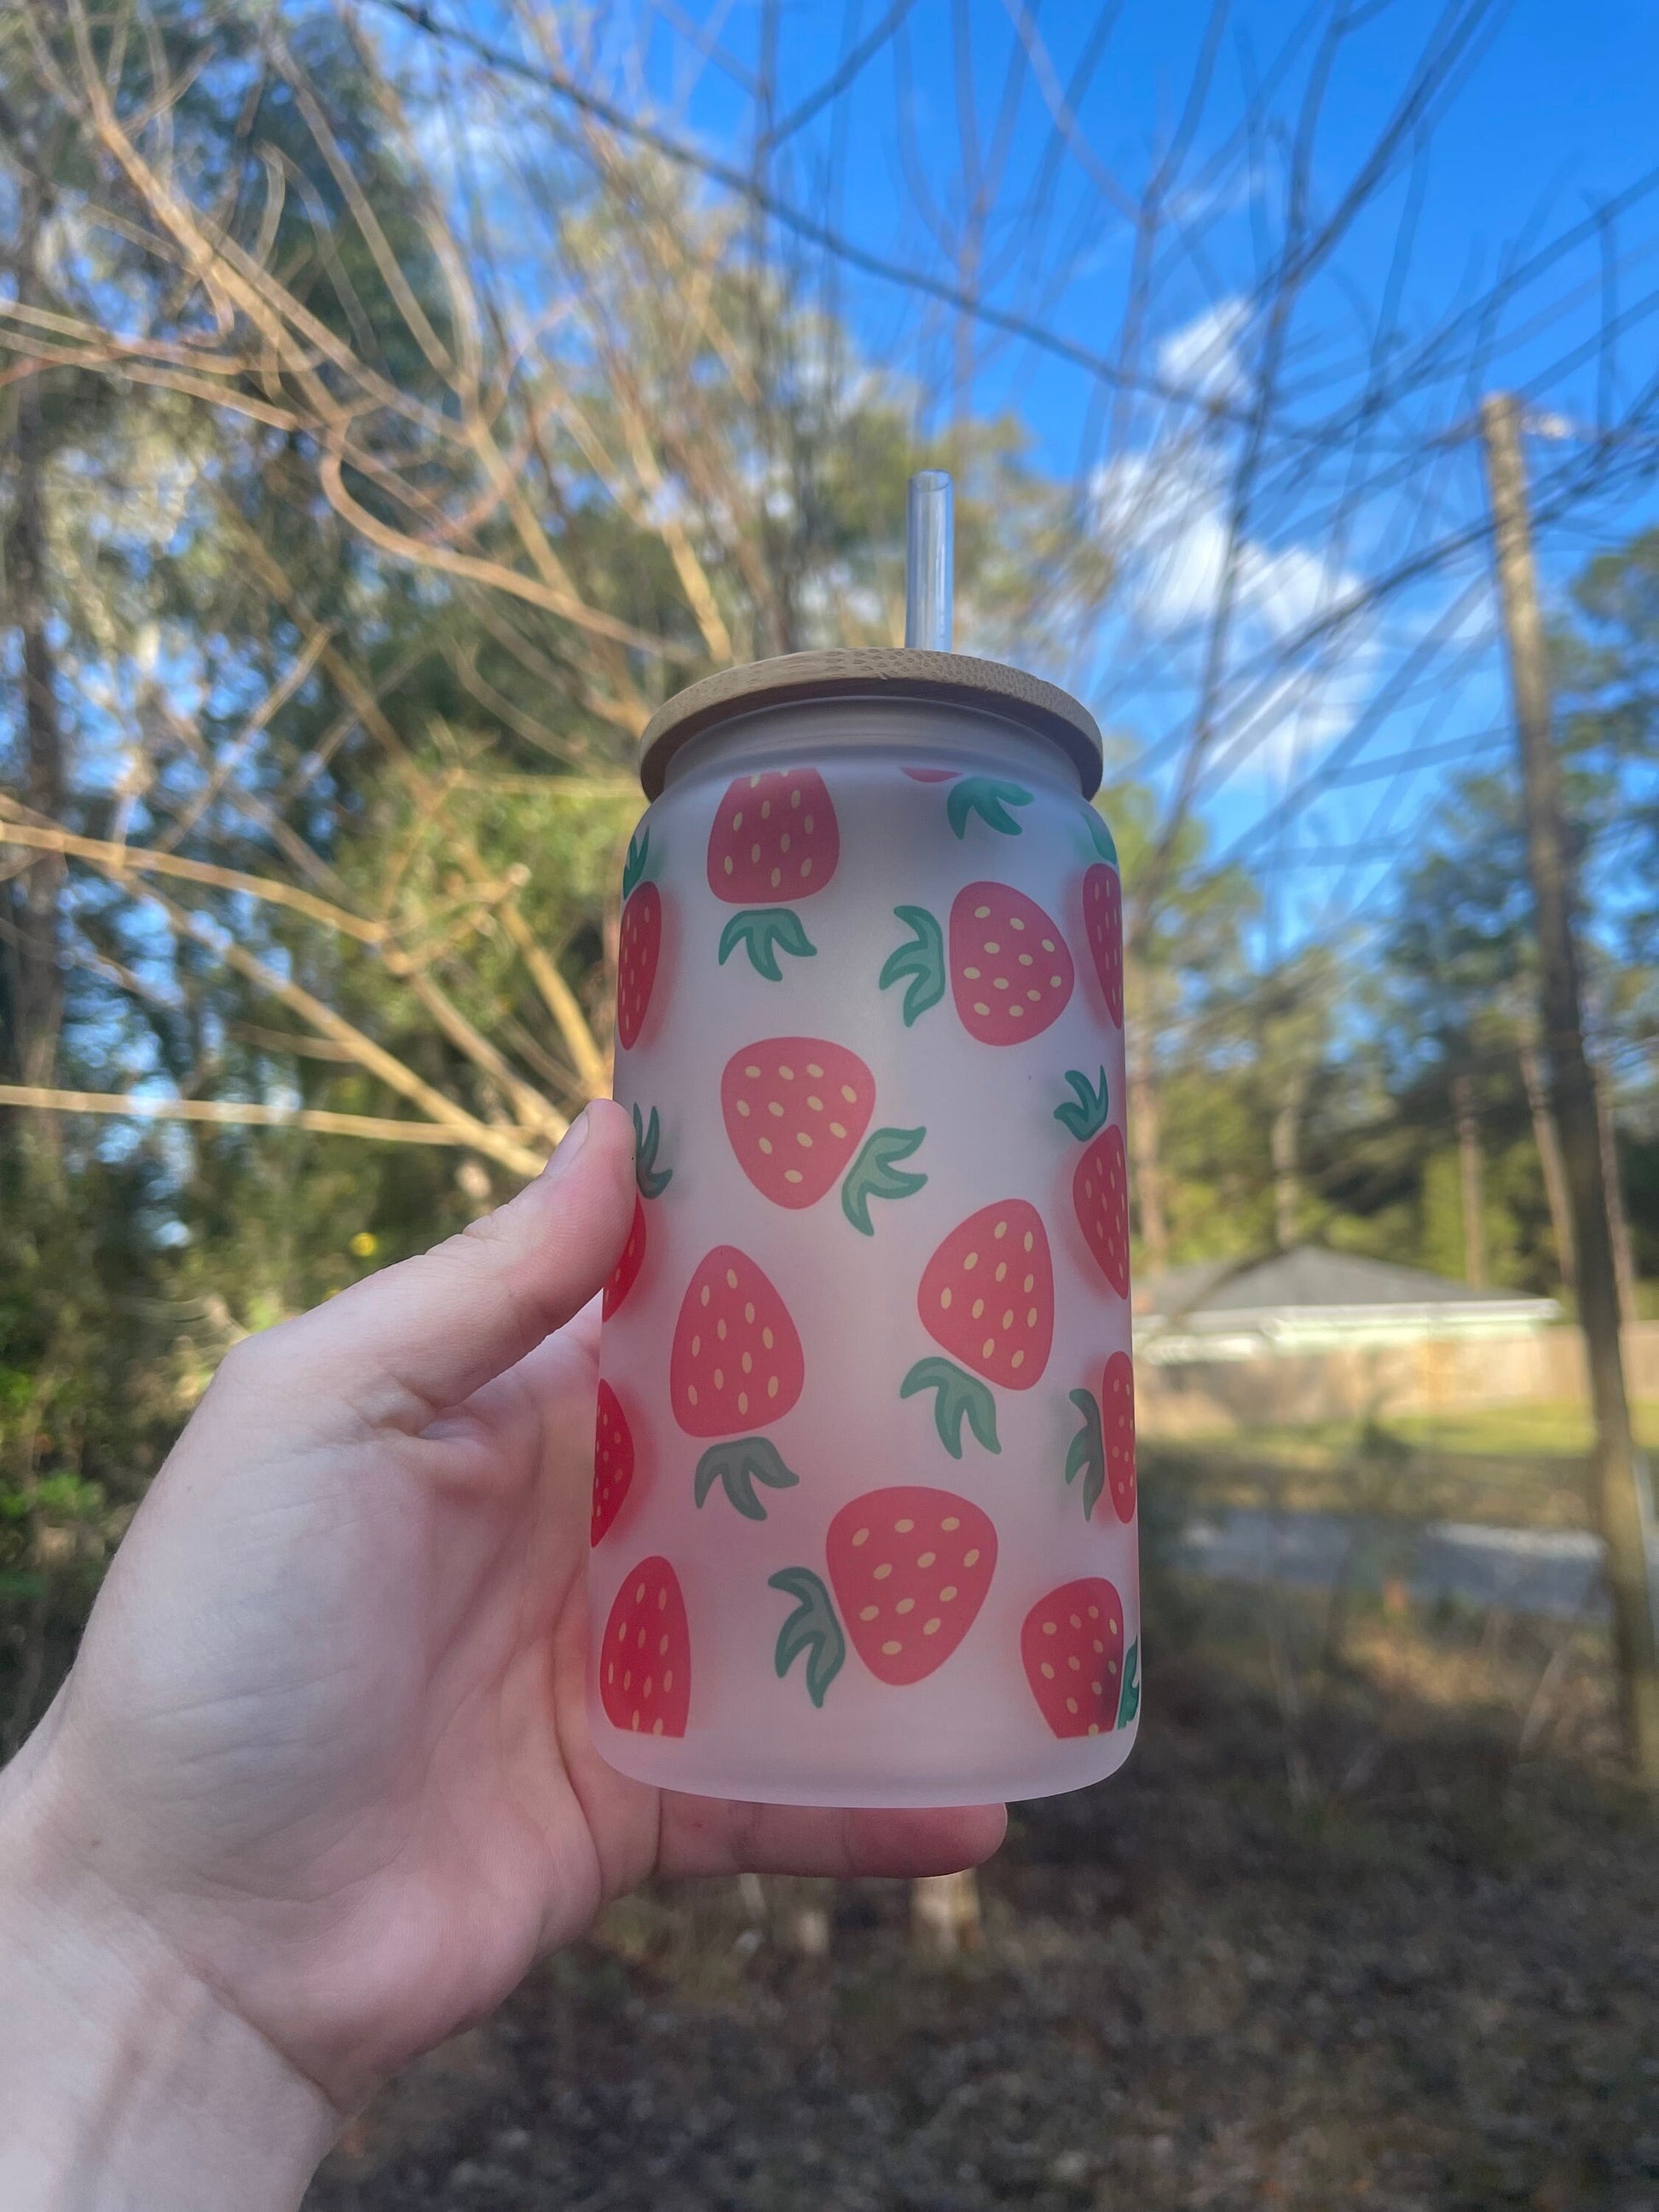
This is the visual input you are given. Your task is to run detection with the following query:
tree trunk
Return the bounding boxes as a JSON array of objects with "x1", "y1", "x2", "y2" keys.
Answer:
[
  {"x1": 1519, "y1": 1039, "x2": 1575, "y2": 1292},
  {"x1": 2, "y1": 188, "x2": 66, "y2": 1123},
  {"x1": 1452, "y1": 1071, "x2": 1486, "y2": 1287},
  {"x1": 1127, "y1": 1056, "x2": 1168, "y2": 1283},
  {"x1": 1481, "y1": 390, "x2": 1659, "y2": 1788},
  {"x1": 1593, "y1": 1056, "x2": 1639, "y2": 1331},
  {"x1": 1270, "y1": 1071, "x2": 1308, "y2": 1252},
  {"x1": 910, "y1": 1868, "x2": 984, "y2": 1955}
]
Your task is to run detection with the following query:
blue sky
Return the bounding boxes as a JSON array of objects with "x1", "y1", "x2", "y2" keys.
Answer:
[{"x1": 392, "y1": 0, "x2": 1659, "y2": 939}]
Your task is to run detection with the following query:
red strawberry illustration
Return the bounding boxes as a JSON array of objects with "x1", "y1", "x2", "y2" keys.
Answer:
[
  {"x1": 604, "y1": 1196, "x2": 646, "y2": 1319},
  {"x1": 1021, "y1": 1577, "x2": 1130, "y2": 1738},
  {"x1": 1082, "y1": 863, "x2": 1124, "y2": 1028},
  {"x1": 598, "y1": 1556, "x2": 691, "y2": 1737},
  {"x1": 673, "y1": 1246, "x2": 805, "y2": 1519},
  {"x1": 708, "y1": 768, "x2": 838, "y2": 979},
  {"x1": 616, "y1": 827, "x2": 662, "y2": 1050},
  {"x1": 601, "y1": 1104, "x2": 673, "y2": 1318},
  {"x1": 880, "y1": 884, "x2": 1074, "y2": 1045},
  {"x1": 592, "y1": 1380, "x2": 637, "y2": 1545},
  {"x1": 770, "y1": 1487, "x2": 997, "y2": 1703},
  {"x1": 902, "y1": 1200, "x2": 1054, "y2": 1456},
  {"x1": 721, "y1": 1037, "x2": 927, "y2": 1233},
  {"x1": 1054, "y1": 1068, "x2": 1130, "y2": 1297},
  {"x1": 1064, "y1": 1350, "x2": 1136, "y2": 1523}
]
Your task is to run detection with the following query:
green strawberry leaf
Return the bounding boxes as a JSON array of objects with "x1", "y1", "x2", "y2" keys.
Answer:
[
  {"x1": 695, "y1": 1436, "x2": 800, "y2": 1521},
  {"x1": 1117, "y1": 1637, "x2": 1140, "y2": 1730},
  {"x1": 841, "y1": 1125, "x2": 928, "y2": 1234},
  {"x1": 899, "y1": 1356, "x2": 1001, "y2": 1458},
  {"x1": 947, "y1": 776, "x2": 1033, "y2": 839},
  {"x1": 718, "y1": 908, "x2": 818, "y2": 980},
  {"x1": 1084, "y1": 806, "x2": 1119, "y2": 866},
  {"x1": 1054, "y1": 1066, "x2": 1110, "y2": 1143},
  {"x1": 770, "y1": 1567, "x2": 846, "y2": 1707},
  {"x1": 622, "y1": 823, "x2": 651, "y2": 897},
  {"x1": 878, "y1": 906, "x2": 945, "y2": 1025},
  {"x1": 1065, "y1": 1387, "x2": 1106, "y2": 1521},
  {"x1": 631, "y1": 1102, "x2": 673, "y2": 1198}
]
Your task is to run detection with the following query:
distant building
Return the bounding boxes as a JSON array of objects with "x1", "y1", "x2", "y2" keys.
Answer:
[{"x1": 1135, "y1": 1247, "x2": 1560, "y2": 1367}]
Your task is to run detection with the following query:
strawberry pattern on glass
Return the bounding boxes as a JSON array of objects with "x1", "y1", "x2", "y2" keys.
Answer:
[{"x1": 594, "y1": 735, "x2": 1136, "y2": 1808}]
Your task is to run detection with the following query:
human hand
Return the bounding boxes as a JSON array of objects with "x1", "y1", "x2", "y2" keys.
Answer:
[{"x1": 0, "y1": 1101, "x2": 1003, "y2": 2209}]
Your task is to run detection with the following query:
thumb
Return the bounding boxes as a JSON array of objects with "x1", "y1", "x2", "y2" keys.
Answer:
[{"x1": 251, "y1": 1100, "x2": 637, "y2": 1430}]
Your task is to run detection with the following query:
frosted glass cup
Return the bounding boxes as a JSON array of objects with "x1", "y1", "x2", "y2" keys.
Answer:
[{"x1": 589, "y1": 649, "x2": 1137, "y2": 1806}]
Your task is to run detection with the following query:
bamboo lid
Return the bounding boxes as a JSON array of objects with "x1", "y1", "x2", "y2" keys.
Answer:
[{"x1": 638, "y1": 648, "x2": 1103, "y2": 800}]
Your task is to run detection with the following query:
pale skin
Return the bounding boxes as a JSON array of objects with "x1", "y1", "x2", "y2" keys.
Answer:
[{"x1": 0, "y1": 1100, "x2": 1004, "y2": 2211}]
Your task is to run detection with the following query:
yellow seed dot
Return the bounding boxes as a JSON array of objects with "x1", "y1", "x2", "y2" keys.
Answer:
[
  {"x1": 1041, "y1": 1661, "x2": 1055, "y2": 1679},
  {"x1": 1042, "y1": 1620, "x2": 1056, "y2": 1636},
  {"x1": 796, "y1": 1132, "x2": 812, "y2": 1149},
  {"x1": 917, "y1": 1551, "x2": 936, "y2": 1568},
  {"x1": 971, "y1": 1298, "x2": 985, "y2": 1320},
  {"x1": 761, "y1": 800, "x2": 772, "y2": 818},
  {"x1": 691, "y1": 1335, "x2": 701, "y2": 1356},
  {"x1": 806, "y1": 1063, "x2": 824, "y2": 1078},
  {"x1": 759, "y1": 1137, "x2": 772, "y2": 1155},
  {"x1": 745, "y1": 1302, "x2": 755, "y2": 1323},
  {"x1": 723, "y1": 857, "x2": 734, "y2": 876},
  {"x1": 713, "y1": 1368, "x2": 724, "y2": 1389},
  {"x1": 737, "y1": 1100, "x2": 751, "y2": 1118},
  {"x1": 860, "y1": 1604, "x2": 879, "y2": 1621},
  {"x1": 962, "y1": 1549, "x2": 980, "y2": 1568},
  {"x1": 762, "y1": 1327, "x2": 774, "y2": 1349},
  {"x1": 732, "y1": 811, "x2": 744, "y2": 831},
  {"x1": 941, "y1": 1516, "x2": 960, "y2": 1531},
  {"x1": 852, "y1": 1527, "x2": 870, "y2": 1545},
  {"x1": 1041, "y1": 938, "x2": 1055, "y2": 952},
  {"x1": 974, "y1": 1000, "x2": 991, "y2": 1016},
  {"x1": 750, "y1": 842, "x2": 761, "y2": 862},
  {"x1": 737, "y1": 1389, "x2": 749, "y2": 1414},
  {"x1": 974, "y1": 904, "x2": 991, "y2": 919},
  {"x1": 725, "y1": 1268, "x2": 737, "y2": 1290},
  {"x1": 922, "y1": 1617, "x2": 942, "y2": 1635},
  {"x1": 1011, "y1": 1349, "x2": 1025, "y2": 1370},
  {"x1": 767, "y1": 1377, "x2": 778, "y2": 1398},
  {"x1": 686, "y1": 1384, "x2": 697, "y2": 1405},
  {"x1": 1087, "y1": 1722, "x2": 1101, "y2": 1736},
  {"x1": 874, "y1": 1562, "x2": 893, "y2": 1580},
  {"x1": 964, "y1": 1251, "x2": 979, "y2": 1270},
  {"x1": 829, "y1": 1121, "x2": 847, "y2": 1139},
  {"x1": 807, "y1": 1094, "x2": 824, "y2": 1112},
  {"x1": 1066, "y1": 1697, "x2": 1078, "y2": 1714},
  {"x1": 939, "y1": 1286, "x2": 952, "y2": 1309},
  {"x1": 717, "y1": 1319, "x2": 727, "y2": 1340},
  {"x1": 985, "y1": 939, "x2": 1001, "y2": 954},
  {"x1": 896, "y1": 1597, "x2": 916, "y2": 1615},
  {"x1": 770, "y1": 868, "x2": 782, "y2": 888},
  {"x1": 783, "y1": 1170, "x2": 803, "y2": 1185},
  {"x1": 663, "y1": 1670, "x2": 673, "y2": 1690},
  {"x1": 981, "y1": 1337, "x2": 996, "y2": 1359},
  {"x1": 801, "y1": 858, "x2": 813, "y2": 877},
  {"x1": 768, "y1": 1100, "x2": 784, "y2": 1118},
  {"x1": 939, "y1": 1585, "x2": 958, "y2": 1602},
  {"x1": 882, "y1": 1640, "x2": 903, "y2": 1656},
  {"x1": 700, "y1": 1285, "x2": 711, "y2": 1306}
]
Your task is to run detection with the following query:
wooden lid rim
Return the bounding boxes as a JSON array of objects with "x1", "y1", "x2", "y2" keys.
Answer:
[{"x1": 637, "y1": 647, "x2": 1103, "y2": 800}]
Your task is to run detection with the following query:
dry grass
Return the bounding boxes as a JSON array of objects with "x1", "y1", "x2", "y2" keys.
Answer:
[{"x1": 306, "y1": 1580, "x2": 1658, "y2": 2212}]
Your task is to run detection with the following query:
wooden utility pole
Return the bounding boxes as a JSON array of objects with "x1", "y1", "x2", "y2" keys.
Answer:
[
  {"x1": 1452, "y1": 1071, "x2": 1486, "y2": 1287},
  {"x1": 1479, "y1": 394, "x2": 1659, "y2": 1785}
]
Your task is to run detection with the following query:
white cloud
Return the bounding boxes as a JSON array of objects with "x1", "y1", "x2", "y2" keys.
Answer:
[
  {"x1": 1091, "y1": 415, "x2": 1384, "y2": 780},
  {"x1": 1157, "y1": 297, "x2": 1250, "y2": 405}
]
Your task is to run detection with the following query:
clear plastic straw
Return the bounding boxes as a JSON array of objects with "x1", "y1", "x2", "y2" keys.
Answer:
[{"x1": 905, "y1": 471, "x2": 954, "y2": 650}]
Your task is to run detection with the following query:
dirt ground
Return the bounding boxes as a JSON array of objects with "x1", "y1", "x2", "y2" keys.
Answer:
[{"x1": 303, "y1": 1580, "x2": 1659, "y2": 2212}]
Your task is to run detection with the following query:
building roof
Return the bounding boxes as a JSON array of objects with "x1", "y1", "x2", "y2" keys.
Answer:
[{"x1": 1135, "y1": 1246, "x2": 1559, "y2": 1363}]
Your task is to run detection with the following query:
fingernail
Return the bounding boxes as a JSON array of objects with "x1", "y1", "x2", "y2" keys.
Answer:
[{"x1": 540, "y1": 1106, "x2": 592, "y2": 1183}]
